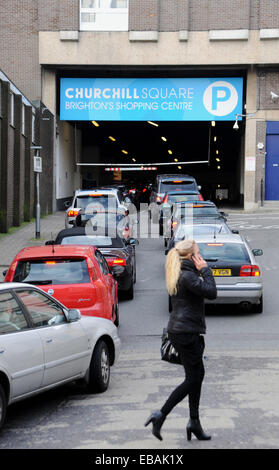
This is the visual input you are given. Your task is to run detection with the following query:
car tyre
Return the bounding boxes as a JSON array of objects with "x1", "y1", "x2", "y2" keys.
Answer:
[
  {"x1": 114, "y1": 299, "x2": 120, "y2": 327},
  {"x1": 253, "y1": 296, "x2": 263, "y2": 314},
  {"x1": 125, "y1": 282, "x2": 134, "y2": 300},
  {"x1": 0, "y1": 384, "x2": 7, "y2": 432},
  {"x1": 87, "y1": 340, "x2": 110, "y2": 393}
]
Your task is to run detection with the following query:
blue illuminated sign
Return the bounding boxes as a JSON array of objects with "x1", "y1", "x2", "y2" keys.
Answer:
[{"x1": 60, "y1": 77, "x2": 243, "y2": 121}]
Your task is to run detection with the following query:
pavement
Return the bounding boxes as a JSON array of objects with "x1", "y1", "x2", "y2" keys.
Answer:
[{"x1": 0, "y1": 211, "x2": 66, "y2": 279}]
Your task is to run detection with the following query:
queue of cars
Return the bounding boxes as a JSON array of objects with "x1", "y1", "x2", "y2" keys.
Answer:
[
  {"x1": 160, "y1": 175, "x2": 264, "y2": 314},
  {"x1": 0, "y1": 184, "x2": 141, "y2": 431},
  {"x1": 0, "y1": 174, "x2": 264, "y2": 431}
]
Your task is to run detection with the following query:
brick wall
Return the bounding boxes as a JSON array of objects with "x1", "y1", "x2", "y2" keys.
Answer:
[
  {"x1": 129, "y1": 0, "x2": 159, "y2": 31},
  {"x1": 258, "y1": 69, "x2": 279, "y2": 110},
  {"x1": 0, "y1": 1, "x2": 40, "y2": 102},
  {"x1": 259, "y1": 0, "x2": 279, "y2": 29},
  {"x1": 130, "y1": 0, "x2": 279, "y2": 32},
  {"x1": 208, "y1": 0, "x2": 250, "y2": 30}
]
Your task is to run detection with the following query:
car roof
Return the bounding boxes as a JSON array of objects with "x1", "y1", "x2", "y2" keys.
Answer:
[
  {"x1": 157, "y1": 174, "x2": 193, "y2": 179},
  {"x1": 165, "y1": 190, "x2": 199, "y2": 195},
  {"x1": 55, "y1": 227, "x2": 123, "y2": 240},
  {"x1": 175, "y1": 200, "x2": 216, "y2": 207},
  {"x1": 13, "y1": 244, "x2": 96, "y2": 260},
  {"x1": 74, "y1": 189, "x2": 118, "y2": 196},
  {"x1": 0, "y1": 282, "x2": 44, "y2": 291}
]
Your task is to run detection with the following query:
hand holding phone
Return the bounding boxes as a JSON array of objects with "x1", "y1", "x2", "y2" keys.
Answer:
[{"x1": 191, "y1": 253, "x2": 208, "y2": 271}]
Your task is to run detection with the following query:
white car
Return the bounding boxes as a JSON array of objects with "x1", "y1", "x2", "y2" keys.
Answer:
[
  {"x1": 0, "y1": 283, "x2": 121, "y2": 432},
  {"x1": 64, "y1": 188, "x2": 128, "y2": 228}
]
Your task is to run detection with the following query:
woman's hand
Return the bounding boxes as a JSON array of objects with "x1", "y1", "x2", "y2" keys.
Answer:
[{"x1": 192, "y1": 253, "x2": 208, "y2": 271}]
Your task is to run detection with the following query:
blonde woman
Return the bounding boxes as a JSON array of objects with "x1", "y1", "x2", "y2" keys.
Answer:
[{"x1": 145, "y1": 239, "x2": 217, "y2": 442}]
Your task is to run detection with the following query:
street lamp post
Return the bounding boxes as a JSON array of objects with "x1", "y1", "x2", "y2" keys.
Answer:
[{"x1": 31, "y1": 146, "x2": 43, "y2": 239}]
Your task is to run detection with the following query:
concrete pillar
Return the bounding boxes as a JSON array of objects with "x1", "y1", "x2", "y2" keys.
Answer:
[{"x1": 244, "y1": 69, "x2": 257, "y2": 211}]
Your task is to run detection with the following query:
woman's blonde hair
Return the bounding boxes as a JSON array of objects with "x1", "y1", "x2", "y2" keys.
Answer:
[{"x1": 165, "y1": 239, "x2": 196, "y2": 296}]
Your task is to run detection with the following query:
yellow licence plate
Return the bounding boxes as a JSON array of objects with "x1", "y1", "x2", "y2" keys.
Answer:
[{"x1": 212, "y1": 269, "x2": 231, "y2": 276}]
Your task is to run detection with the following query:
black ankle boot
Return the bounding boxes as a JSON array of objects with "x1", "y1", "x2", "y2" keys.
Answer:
[
  {"x1": 145, "y1": 411, "x2": 166, "y2": 441},
  {"x1": 186, "y1": 418, "x2": 211, "y2": 441}
]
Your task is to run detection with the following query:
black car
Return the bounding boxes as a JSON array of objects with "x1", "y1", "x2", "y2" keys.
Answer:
[{"x1": 46, "y1": 226, "x2": 138, "y2": 300}]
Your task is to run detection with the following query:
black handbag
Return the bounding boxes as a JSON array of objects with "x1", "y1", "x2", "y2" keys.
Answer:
[{"x1": 160, "y1": 328, "x2": 181, "y2": 365}]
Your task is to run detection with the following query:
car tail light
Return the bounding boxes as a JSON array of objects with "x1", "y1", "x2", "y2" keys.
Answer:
[
  {"x1": 106, "y1": 257, "x2": 126, "y2": 267},
  {"x1": 113, "y1": 259, "x2": 126, "y2": 266},
  {"x1": 67, "y1": 209, "x2": 79, "y2": 217},
  {"x1": 163, "y1": 195, "x2": 169, "y2": 203},
  {"x1": 198, "y1": 194, "x2": 204, "y2": 201},
  {"x1": 171, "y1": 221, "x2": 178, "y2": 229},
  {"x1": 156, "y1": 196, "x2": 162, "y2": 202},
  {"x1": 240, "y1": 265, "x2": 261, "y2": 277}
]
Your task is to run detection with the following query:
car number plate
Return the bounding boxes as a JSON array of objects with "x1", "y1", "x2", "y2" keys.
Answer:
[{"x1": 212, "y1": 268, "x2": 231, "y2": 276}]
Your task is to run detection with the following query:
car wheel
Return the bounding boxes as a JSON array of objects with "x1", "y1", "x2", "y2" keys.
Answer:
[
  {"x1": 114, "y1": 299, "x2": 120, "y2": 327},
  {"x1": 125, "y1": 282, "x2": 134, "y2": 300},
  {"x1": 253, "y1": 296, "x2": 263, "y2": 314},
  {"x1": 0, "y1": 384, "x2": 7, "y2": 432},
  {"x1": 87, "y1": 340, "x2": 110, "y2": 393}
]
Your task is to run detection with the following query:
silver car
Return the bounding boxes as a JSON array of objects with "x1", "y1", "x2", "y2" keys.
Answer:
[
  {"x1": 194, "y1": 234, "x2": 264, "y2": 313},
  {"x1": 0, "y1": 283, "x2": 121, "y2": 432},
  {"x1": 64, "y1": 188, "x2": 128, "y2": 228}
]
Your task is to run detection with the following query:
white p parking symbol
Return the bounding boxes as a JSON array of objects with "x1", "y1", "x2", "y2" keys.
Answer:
[{"x1": 203, "y1": 81, "x2": 238, "y2": 117}]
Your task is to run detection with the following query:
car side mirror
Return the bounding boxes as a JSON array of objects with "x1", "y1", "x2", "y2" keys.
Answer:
[
  {"x1": 127, "y1": 238, "x2": 139, "y2": 246},
  {"x1": 67, "y1": 309, "x2": 81, "y2": 322},
  {"x1": 45, "y1": 240, "x2": 55, "y2": 245},
  {"x1": 252, "y1": 248, "x2": 263, "y2": 256},
  {"x1": 2, "y1": 269, "x2": 8, "y2": 277}
]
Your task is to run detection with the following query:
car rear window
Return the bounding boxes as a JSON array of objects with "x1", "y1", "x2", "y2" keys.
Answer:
[
  {"x1": 60, "y1": 235, "x2": 125, "y2": 248},
  {"x1": 175, "y1": 225, "x2": 230, "y2": 239},
  {"x1": 198, "y1": 243, "x2": 250, "y2": 263},
  {"x1": 166, "y1": 194, "x2": 199, "y2": 203},
  {"x1": 13, "y1": 259, "x2": 90, "y2": 285},
  {"x1": 178, "y1": 206, "x2": 219, "y2": 217},
  {"x1": 74, "y1": 194, "x2": 118, "y2": 210},
  {"x1": 160, "y1": 180, "x2": 197, "y2": 193}
]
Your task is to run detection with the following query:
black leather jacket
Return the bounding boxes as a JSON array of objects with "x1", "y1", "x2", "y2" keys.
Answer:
[{"x1": 167, "y1": 259, "x2": 217, "y2": 335}]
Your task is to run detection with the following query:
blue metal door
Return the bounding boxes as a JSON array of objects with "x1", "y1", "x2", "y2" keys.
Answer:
[{"x1": 265, "y1": 123, "x2": 279, "y2": 200}]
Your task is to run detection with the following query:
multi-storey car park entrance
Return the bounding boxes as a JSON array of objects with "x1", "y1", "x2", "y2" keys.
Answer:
[{"x1": 56, "y1": 69, "x2": 245, "y2": 209}]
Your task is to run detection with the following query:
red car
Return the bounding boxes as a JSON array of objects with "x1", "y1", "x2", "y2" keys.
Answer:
[{"x1": 4, "y1": 245, "x2": 119, "y2": 326}]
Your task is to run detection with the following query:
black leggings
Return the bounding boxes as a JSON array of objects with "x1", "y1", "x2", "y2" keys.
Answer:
[{"x1": 160, "y1": 333, "x2": 205, "y2": 420}]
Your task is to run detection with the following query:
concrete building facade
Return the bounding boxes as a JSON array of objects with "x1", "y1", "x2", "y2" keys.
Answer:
[{"x1": 1, "y1": 0, "x2": 279, "y2": 215}]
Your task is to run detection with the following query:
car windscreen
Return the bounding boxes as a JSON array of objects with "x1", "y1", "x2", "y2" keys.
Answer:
[
  {"x1": 197, "y1": 243, "x2": 250, "y2": 263},
  {"x1": 60, "y1": 235, "x2": 125, "y2": 248},
  {"x1": 160, "y1": 180, "x2": 197, "y2": 193},
  {"x1": 175, "y1": 225, "x2": 230, "y2": 239},
  {"x1": 74, "y1": 195, "x2": 118, "y2": 210},
  {"x1": 13, "y1": 259, "x2": 90, "y2": 285}
]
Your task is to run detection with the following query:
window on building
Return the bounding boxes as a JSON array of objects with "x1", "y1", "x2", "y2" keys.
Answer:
[
  {"x1": 32, "y1": 111, "x2": 36, "y2": 143},
  {"x1": 22, "y1": 104, "x2": 25, "y2": 135},
  {"x1": 80, "y1": 0, "x2": 128, "y2": 31},
  {"x1": 9, "y1": 92, "x2": 14, "y2": 126}
]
